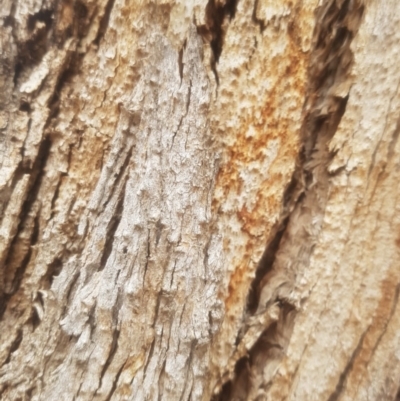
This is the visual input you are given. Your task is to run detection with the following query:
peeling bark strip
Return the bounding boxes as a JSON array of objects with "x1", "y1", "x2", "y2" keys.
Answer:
[{"x1": 1, "y1": 1, "x2": 400, "y2": 401}]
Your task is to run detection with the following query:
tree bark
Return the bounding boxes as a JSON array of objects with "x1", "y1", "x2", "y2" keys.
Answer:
[{"x1": 1, "y1": 0, "x2": 400, "y2": 400}]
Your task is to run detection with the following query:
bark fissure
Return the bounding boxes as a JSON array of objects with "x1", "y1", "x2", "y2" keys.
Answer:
[
  {"x1": 96, "y1": 329, "x2": 121, "y2": 396},
  {"x1": 98, "y1": 152, "x2": 131, "y2": 272},
  {"x1": 212, "y1": 0, "x2": 365, "y2": 398},
  {"x1": 3, "y1": 328, "x2": 23, "y2": 365},
  {"x1": 93, "y1": 0, "x2": 117, "y2": 47},
  {"x1": 251, "y1": 0, "x2": 265, "y2": 33},
  {"x1": 327, "y1": 327, "x2": 369, "y2": 401},
  {"x1": 197, "y1": 0, "x2": 239, "y2": 85},
  {"x1": 104, "y1": 359, "x2": 125, "y2": 401},
  {"x1": 0, "y1": 136, "x2": 51, "y2": 305}
]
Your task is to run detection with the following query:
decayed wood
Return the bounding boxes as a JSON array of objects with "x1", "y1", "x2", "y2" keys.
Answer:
[{"x1": 0, "y1": 0, "x2": 400, "y2": 400}]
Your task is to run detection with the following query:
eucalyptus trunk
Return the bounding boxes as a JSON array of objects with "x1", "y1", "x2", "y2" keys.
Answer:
[{"x1": 1, "y1": 0, "x2": 400, "y2": 400}]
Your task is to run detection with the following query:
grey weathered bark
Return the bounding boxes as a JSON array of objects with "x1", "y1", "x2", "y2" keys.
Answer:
[{"x1": 1, "y1": 0, "x2": 400, "y2": 400}]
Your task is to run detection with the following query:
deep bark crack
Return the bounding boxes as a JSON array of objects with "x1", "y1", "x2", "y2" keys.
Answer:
[
  {"x1": 93, "y1": 0, "x2": 117, "y2": 47},
  {"x1": 96, "y1": 329, "x2": 121, "y2": 394},
  {"x1": 98, "y1": 150, "x2": 131, "y2": 272},
  {"x1": 197, "y1": 0, "x2": 239, "y2": 85},
  {"x1": 327, "y1": 327, "x2": 369, "y2": 401}
]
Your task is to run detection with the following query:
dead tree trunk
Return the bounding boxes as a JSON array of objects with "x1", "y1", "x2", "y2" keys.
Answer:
[{"x1": 1, "y1": 0, "x2": 400, "y2": 400}]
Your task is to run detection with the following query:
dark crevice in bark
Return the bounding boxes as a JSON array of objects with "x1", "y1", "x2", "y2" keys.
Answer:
[
  {"x1": 12, "y1": 7, "x2": 54, "y2": 89},
  {"x1": 172, "y1": 79, "x2": 192, "y2": 147},
  {"x1": 13, "y1": 130, "x2": 48, "y2": 222},
  {"x1": 89, "y1": 302, "x2": 99, "y2": 334},
  {"x1": 1, "y1": 212, "x2": 38, "y2": 298},
  {"x1": 327, "y1": 327, "x2": 369, "y2": 401},
  {"x1": 49, "y1": 173, "x2": 65, "y2": 221},
  {"x1": 44, "y1": 258, "x2": 63, "y2": 287},
  {"x1": 53, "y1": 0, "x2": 92, "y2": 44},
  {"x1": 27, "y1": 9, "x2": 54, "y2": 32},
  {"x1": 212, "y1": 1, "x2": 365, "y2": 399},
  {"x1": 143, "y1": 229, "x2": 151, "y2": 283},
  {"x1": 246, "y1": 215, "x2": 291, "y2": 315},
  {"x1": 99, "y1": 131, "x2": 134, "y2": 210},
  {"x1": 186, "y1": 79, "x2": 192, "y2": 113},
  {"x1": 158, "y1": 359, "x2": 167, "y2": 401},
  {"x1": 8, "y1": 217, "x2": 37, "y2": 292},
  {"x1": 387, "y1": 115, "x2": 400, "y2": 161},
  {"x1": 94, "y1": 0, "x2": 117, "y2": 47},
  {"x1": 197, "y1": 0, "x2": 239, "y2": 85},
  {"x1": 19, "y1": 100, "x2": 32, "y2": 113},
  {"x1": 0, "y1": 293, "x2": 11, "y2": 323},
  {"x1": 48, "y1": 0, "x2": 108, "y2": 117},
  {"x1": 252, "y1": 0, "x2": 265, "y2": 33},
  {"x1": 153, "y1": 291, "x2": 163, "y2": 330},
  {"x1": 74, "y1": 1, "x2": 90, "y2": 35},
  {"x1": 61, "y1": 271, "x2": 81, "y2": 319},
  {"x1": 0, "y1": 136, "x2": 51, "y2": 319},
  {"x1": 178, "y1": 42, "x2": 185, "y2": 82},
  {"x1": 47, "y1": 50, "x2": 81, "y2": 119},
  {"x1": 111, "y1": 286, "x2": 123, "y2": 327},
  {"x1": 28, "y1": 305, "x2": 41, "y2": 331},
  {"x1": 3, "y1": 0, "x2": 16, "y2": 28},
  {"x1": 98, "y1": 167, "x2": 129, "y2": 272},
  {"x1": 97, "y1": 329, "x2": 120, "y2": 392},
  {"x1": 369, "y1": 283, "x2": 400, "y2": 360},
  {"x1": 104, "y1": 362, "x2": 125, "y2": 401},
  {"x1": 4, "y1": 328, "x2": 23, "y2": 365},
  {"x1": 214, "y1": 356, "x2": 249, "y2": 401},
  {"x1": 144, "y1": 337, "x2": 156, "y2": 376},
  {"x1": 155, "y1": 219, "x2": 164, "y2": 247},
  {"x1": 206, "y1": 0, "x2": 238, "y2": 63},
  {"x1": 327, "y1": 283, "x2": 400, "y2": 400},
  {"x1": 216, "y1": 303, "x2": 296, "y2": 401}
]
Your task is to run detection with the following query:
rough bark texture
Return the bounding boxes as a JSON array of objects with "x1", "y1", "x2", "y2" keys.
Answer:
[{"x1": 1, "y1": 0, "x2": 400, "y2": 400}]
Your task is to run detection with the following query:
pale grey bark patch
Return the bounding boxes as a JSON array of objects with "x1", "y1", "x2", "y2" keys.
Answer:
[{"x1": 1, "y1": 0, "x2": 224, "y2": 397}]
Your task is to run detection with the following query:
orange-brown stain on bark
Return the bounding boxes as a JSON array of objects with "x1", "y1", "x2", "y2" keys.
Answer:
[
  {"x1": 226, "y1": 263, "x2": 248, "y2": 310},
  {"x1": 212, "y1": 5, "x2": 312, "y2": 312}
]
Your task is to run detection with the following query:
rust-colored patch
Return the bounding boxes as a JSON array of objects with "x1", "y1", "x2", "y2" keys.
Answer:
[
  {"x1": 225, "y1": 263, "x2": 248, "y2": 309},
  {"x1": 211, "y1": 2, "x2": 311, "y2": 312},
  {"x1": 208, "y1": 4, "x2": 315, "y2": 393}
]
